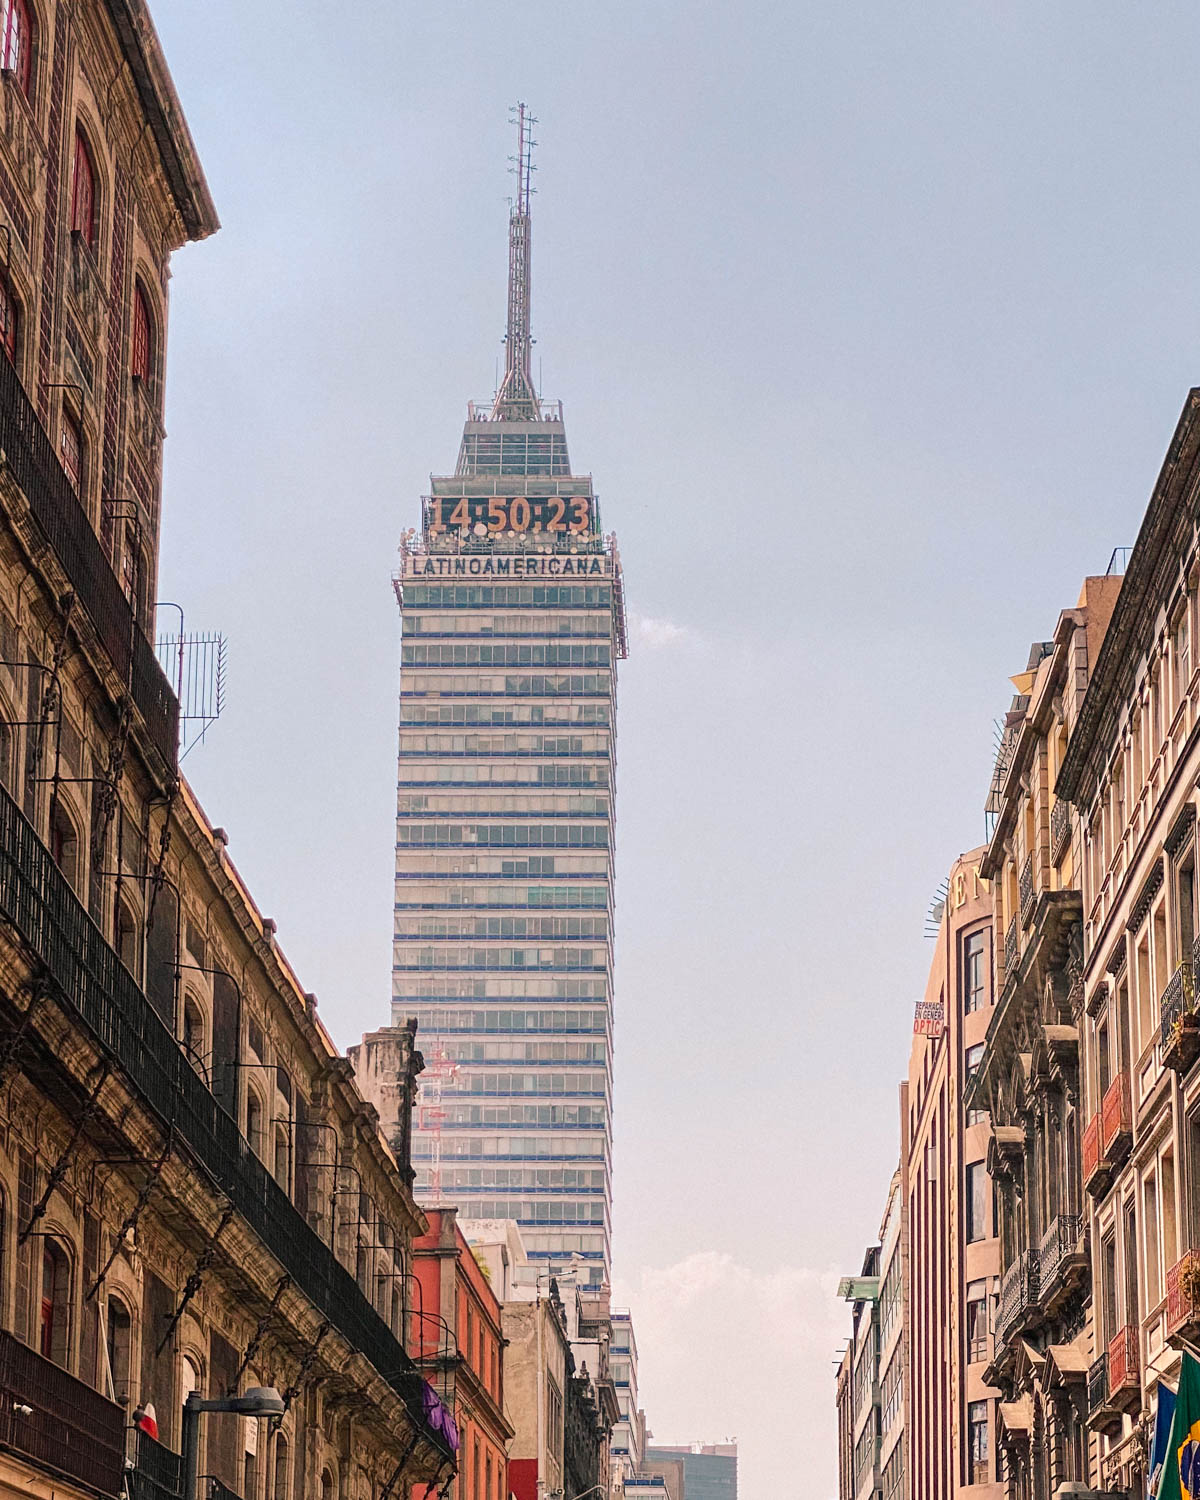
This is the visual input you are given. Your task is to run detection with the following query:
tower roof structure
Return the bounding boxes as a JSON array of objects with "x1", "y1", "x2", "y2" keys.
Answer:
[{"x1": 491, "y1": 102, "x2": 540, "y2": 423}]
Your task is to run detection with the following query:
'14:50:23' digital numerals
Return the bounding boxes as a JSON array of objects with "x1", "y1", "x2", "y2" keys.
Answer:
[{"x1": 429, "y1": 495, "x2": 592, "y2": 535}]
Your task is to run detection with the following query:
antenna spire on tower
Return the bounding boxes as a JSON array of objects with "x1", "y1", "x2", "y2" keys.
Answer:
[{"x1": 490, "y1": 102, "x2": 540, "y2": 422}]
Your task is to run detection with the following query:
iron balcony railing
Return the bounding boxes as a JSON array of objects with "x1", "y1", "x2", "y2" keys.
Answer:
[
  {"x1": 1087, "y1": 1353, "x2": 1108, "y2": 1418},
  {"x1": 1039, "y1": 1212, "x2": 1082, "y2": 1293},
  {"x1": 1050, "y1": 797, "x2": 1072, "y2": 864},
  {"x1": 1005, "y1": 917, "x2": 1018, "y2": 978},
  {"x1": 0, "y1": 342, "x2": 178, "y2": 768},
  {"x1": 0, "y1": 782, "x2": 455, "y2": 1464},
  {"x1": 1019, "y1": 855, "x2": 1035, "y2": 926},
  {"x1": 1161, "y1": 959, "x2": 1196, "y2": 1048},
  {"x1": 997, "y1": 1249, "x2": 1039, "y2": 1346},
  {"x1": 0, "y1": 1330, "x2": 125, "y2": 1495},
  {"x1": 128, "y1": 1430, "x2": 183, "y2": 1500}
]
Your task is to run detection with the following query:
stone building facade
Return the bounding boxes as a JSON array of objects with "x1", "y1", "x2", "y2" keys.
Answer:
[
  {"x1": 1057, "y1": 388, "x2": 1200, "y2": 1493},
  {"x1": 905, "y1": 848, "x2": 1002, "y2": 1498},
  {"x1": 408, "y1": 1207, "x2": 511, "y2": 1500},
  {"x1": 970, "y1": 577, "x2": 1120, "y2": 1497},
  {"x1": 0, "y1": 5, "x2": 459, "y2": 1500}
]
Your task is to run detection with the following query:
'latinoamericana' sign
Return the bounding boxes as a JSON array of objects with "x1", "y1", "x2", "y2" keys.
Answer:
[{"x1": 404, "y1": 553, "x2": 610, "y2": 578}]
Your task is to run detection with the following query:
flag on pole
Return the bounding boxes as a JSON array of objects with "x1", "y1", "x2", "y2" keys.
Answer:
[
  {"x1": 1157, "y1": 1353, "x2": 1200, "y2": 1499},
  {"x1": 1152, "y1": 1381, "x2": 1180, "y2": 1497}
]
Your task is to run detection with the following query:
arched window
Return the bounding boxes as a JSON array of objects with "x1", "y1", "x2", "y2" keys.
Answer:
[
  {"x1": 273, "y1": 1433, "x2": 289, "y2": 1500},
  {"x1": 106, "y1": 1295, "x2": 131, "y2": 1402},
  {"x1": 50, "y1": 803, "x2": 79, "y2": 890},
  {"x1": 182, "y1": 997, "x2": 206, "y2": 1076},
  {"x1": 132, "y1": 283, "x2": 152, "y2": 382},
  {"x1": 114, "y1": 897, "x2": 138, "y2": 973},
  {"x1": 246, "y1": 1090, "x2": 265, "y2": 1158},
  {"x1": 70, "y1": 128, "x2": 96, "y2": 250},
  {"x1": 1, "y1": 0, "x2": 32, "y2": 98},
  {"x1": 39, "y1": 1238, "x2": 70, "y2": 1366},
  {"x1": 320, "y1": 1471, "x2": 333, "y2": 1500},
  {"x1": 59, "y1": 406, "x2": 82, "y2": 491},
  {"x1": 273, "y1": 1125, "x2": 289, "y2": 1189},
  {"x1": 0, "y1": 275, "x2": 17, "y2": 366}
]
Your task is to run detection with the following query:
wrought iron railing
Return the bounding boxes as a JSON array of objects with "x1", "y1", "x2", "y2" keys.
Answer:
[
  {"x1": 0, "y1": 783, "x2": 454, "y2": 1463},
  {"x1": 1108, "y1": 1323, "x2": 1139, "y2": 1394},
  {"x1": 128, "y1": 1430, "x2": 182, "y2": 1500},
  {"x1": 1101, "y1": 1072, "x2": 1132, "y2": 1157},
  {"x1": 1167, "y1": 1250, "x2": 1200, "y2": 1339},
  {"x1": 1161, "y1": 960, "x2": 1196, "y2": 1047},
  {"x1": 1005, "y1": 917, "x2": 1018, "y2": 978},
  {"x1": 1087, "y1": 1353, "x2": 1108, "y2": 1417},
  {"x1": 0, "y1": 341, "x2": 178, "y2": 767},
  {"x1": 0, "y1": 1330, "x2": 124, "y2": 1495},
  {"x1": 1050, "y1": 797, "x2": 1072, "y2": 864},
  {"x1": 1082, "y1": 1114, "x2": 1102, "y2": 1184},
  {"x1": 1038, "y1": 1212, "x2": 1082, "y2": 1293},
  {"x1": 996, "y1": 1249, "x2": 1038, "y2": 1346},
  {"x1": 1019, "y1": 855, "x2": 1035, "y2": 925}
]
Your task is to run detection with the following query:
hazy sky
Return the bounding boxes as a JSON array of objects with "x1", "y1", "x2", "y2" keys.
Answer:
[{"x1": 151, "y1": 3, "x2": 1200, "y2": 1493}]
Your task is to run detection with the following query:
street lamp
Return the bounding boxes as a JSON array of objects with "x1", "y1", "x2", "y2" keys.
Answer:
[{"x1": 181, "y1": 1387, "x2": 285, "y2": 1500}]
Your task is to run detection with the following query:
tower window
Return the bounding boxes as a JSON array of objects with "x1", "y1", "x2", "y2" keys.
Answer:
[
  {"x1": 71, "y1": 129, "x2": 97, "y2": 251},
  {"x1": 1, "y1": 0, "x2": 31, "y2": 98},
  {"x1": 132, "y1": 284, "x2": 152, "y2": 382}
]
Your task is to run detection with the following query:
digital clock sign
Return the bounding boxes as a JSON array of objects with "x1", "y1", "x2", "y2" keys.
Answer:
[{"x1": 428, "y1": 494, "x2": 593, "y2": 536}]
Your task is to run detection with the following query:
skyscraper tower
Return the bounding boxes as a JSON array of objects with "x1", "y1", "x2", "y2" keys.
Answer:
[{"x1": 392, "y1": 107, "x2": 627, "y2": 1285}]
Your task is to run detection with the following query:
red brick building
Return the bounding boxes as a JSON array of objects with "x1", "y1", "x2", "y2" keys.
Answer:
[{"x1": 412, "y1": 1207, "x2": 513, "y2": 1500}]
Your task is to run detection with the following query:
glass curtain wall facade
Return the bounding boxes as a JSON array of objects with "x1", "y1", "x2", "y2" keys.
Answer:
[{"x1": 393, "y1": 412, "x2": 626, "y2": 1284}]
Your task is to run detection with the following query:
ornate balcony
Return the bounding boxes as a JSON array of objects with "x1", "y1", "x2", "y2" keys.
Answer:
[
  {"x1": 996, "y1": 1249, "x2": 1040, "y2": 1349},
  {"x1": 0, "y1": 1330, "x2": 125, "y2": 1495},
  {"x1": 1050, "y1": 797, "x2": 1072, "y2": 864},
  {"x1": 0, "y1": 331, "x2": 178, "y2": 768},
  {"x1": 1020, "y1": 855, "x2": 1035, "y2": 925},
  {"x1": 1038, "y1": 1213, "x2": 1086, "y2": 1311},
  {"x1": 0, "y1": 782, "x2": 456, "y2": 1467},
  {"x1": 1082, "y1": 1113, "x2": 1112, "y2": 1199},
  {"x1": 1005, "y1": 917, "x2": 1019, "y2": 979},
  {"x1": 1161, "y1": 960, "x2": 1200, "y2": 1071},
  {"x1": 128, "y1": 1431, "x2": 182, "y2": 1500},
  {"x1": 1107, "y1": 1324, "x2": 1141, "y2": 1412},
  {"x1": 1100, "y1": 1072, "x2": 1133, "y2": 1168},
  {"x1": 1167, "y1": 1249, "x2": 1200, "y2": 1348},
  {"x1": 1087, "y1": 1353, "x2": 1122, "y2": 1436}
]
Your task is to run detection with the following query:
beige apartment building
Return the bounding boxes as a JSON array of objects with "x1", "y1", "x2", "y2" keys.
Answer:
[
  {"x1": 1055, "y1": 388, "x2": 1200, "y2": 1493},
  {"x1": 905, "y1": 849, "x2": 1003, "y2": 1498},
  {"x1": 969, "y1": 575, "x2": 1120, "y2": 1496},
  {"x1": 0, "y1": 4, "x2": 459, "y2": 1500}
]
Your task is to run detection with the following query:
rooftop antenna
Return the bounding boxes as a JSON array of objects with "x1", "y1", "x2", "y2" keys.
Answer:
[{"x1": 490, "y1": 102, "x2": 540, "y2": 421}]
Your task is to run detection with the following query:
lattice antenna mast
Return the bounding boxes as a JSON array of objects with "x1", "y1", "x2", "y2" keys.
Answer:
[{"x1": 490, "y1": 103, "x2": 540, "y2": 421}]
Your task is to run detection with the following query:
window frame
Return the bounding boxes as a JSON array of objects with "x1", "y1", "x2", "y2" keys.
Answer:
[
  {"x1": 131, "y1": 281, "x2": 153, "y2": 384},
  {"x1": 1, "y1": 0, "x2": 32, "y2": 99},
  {"x1": 70, "y1": 126, "x2": 98, "y2": 252}
]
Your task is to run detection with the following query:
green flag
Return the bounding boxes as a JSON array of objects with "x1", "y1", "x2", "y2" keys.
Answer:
[{"x1": 1158, "y1": 1351, "x2": 1200, "y2": 1499}]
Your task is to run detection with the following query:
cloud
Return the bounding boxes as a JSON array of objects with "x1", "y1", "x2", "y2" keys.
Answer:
[
  {"x1": 629, "y1": 613, "x2": 695, "y2": 649},
  {"x1": 612, "y1": 1252, "x2": 844, "y2": 1500}
]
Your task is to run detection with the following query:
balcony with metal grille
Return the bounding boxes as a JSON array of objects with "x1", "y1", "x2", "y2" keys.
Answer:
[
  {"x1": 0, "y1": 339, "x2": 178, "y2": 769},
  {"x1": 1100, "y1": 1072, "x2": 1133, "y2": 1168},
  {"x1": 0, "y1": 781, "x2": 455, "y2": 1468},
  {"x1": 1050, "y1": 797, "x2": 1072, "y2": 865},
  {"x1": 1086, "y1": 1353, "x2": 1120, "y2": 1435},
  {"x1": 1037, "y1": 1213, "x2": 1086, "y2": 1313},
  {"x1": 1161, "y1": 959, "x2": 1199, "y2": 1071},
  {"x1": 0, "y1": 1330, "x2": 125, "y2": 1495},
  {"x1": 1106, "y1": 1324, "x2": 1140, "y2": 1412},
  {"x1": 1005, "y1": 917, "x2": 1019, "y2": 980},
  {"x1": 1167, "y1": 1249, "x2": 1200, "y2": 1349},
  {"x1": 128, "y1": 1430, "x2": 182, "y2": 1500},
  {"x1": 996, "y1": 1249, "x2": 1040, "y2": 1350},
  {"x1": 1019, "y1": 855, "x2": 1035, "y2": 926},
  {"x1": 1082, "y1": 1113, "x2": 1112, "y2": 1199}
]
